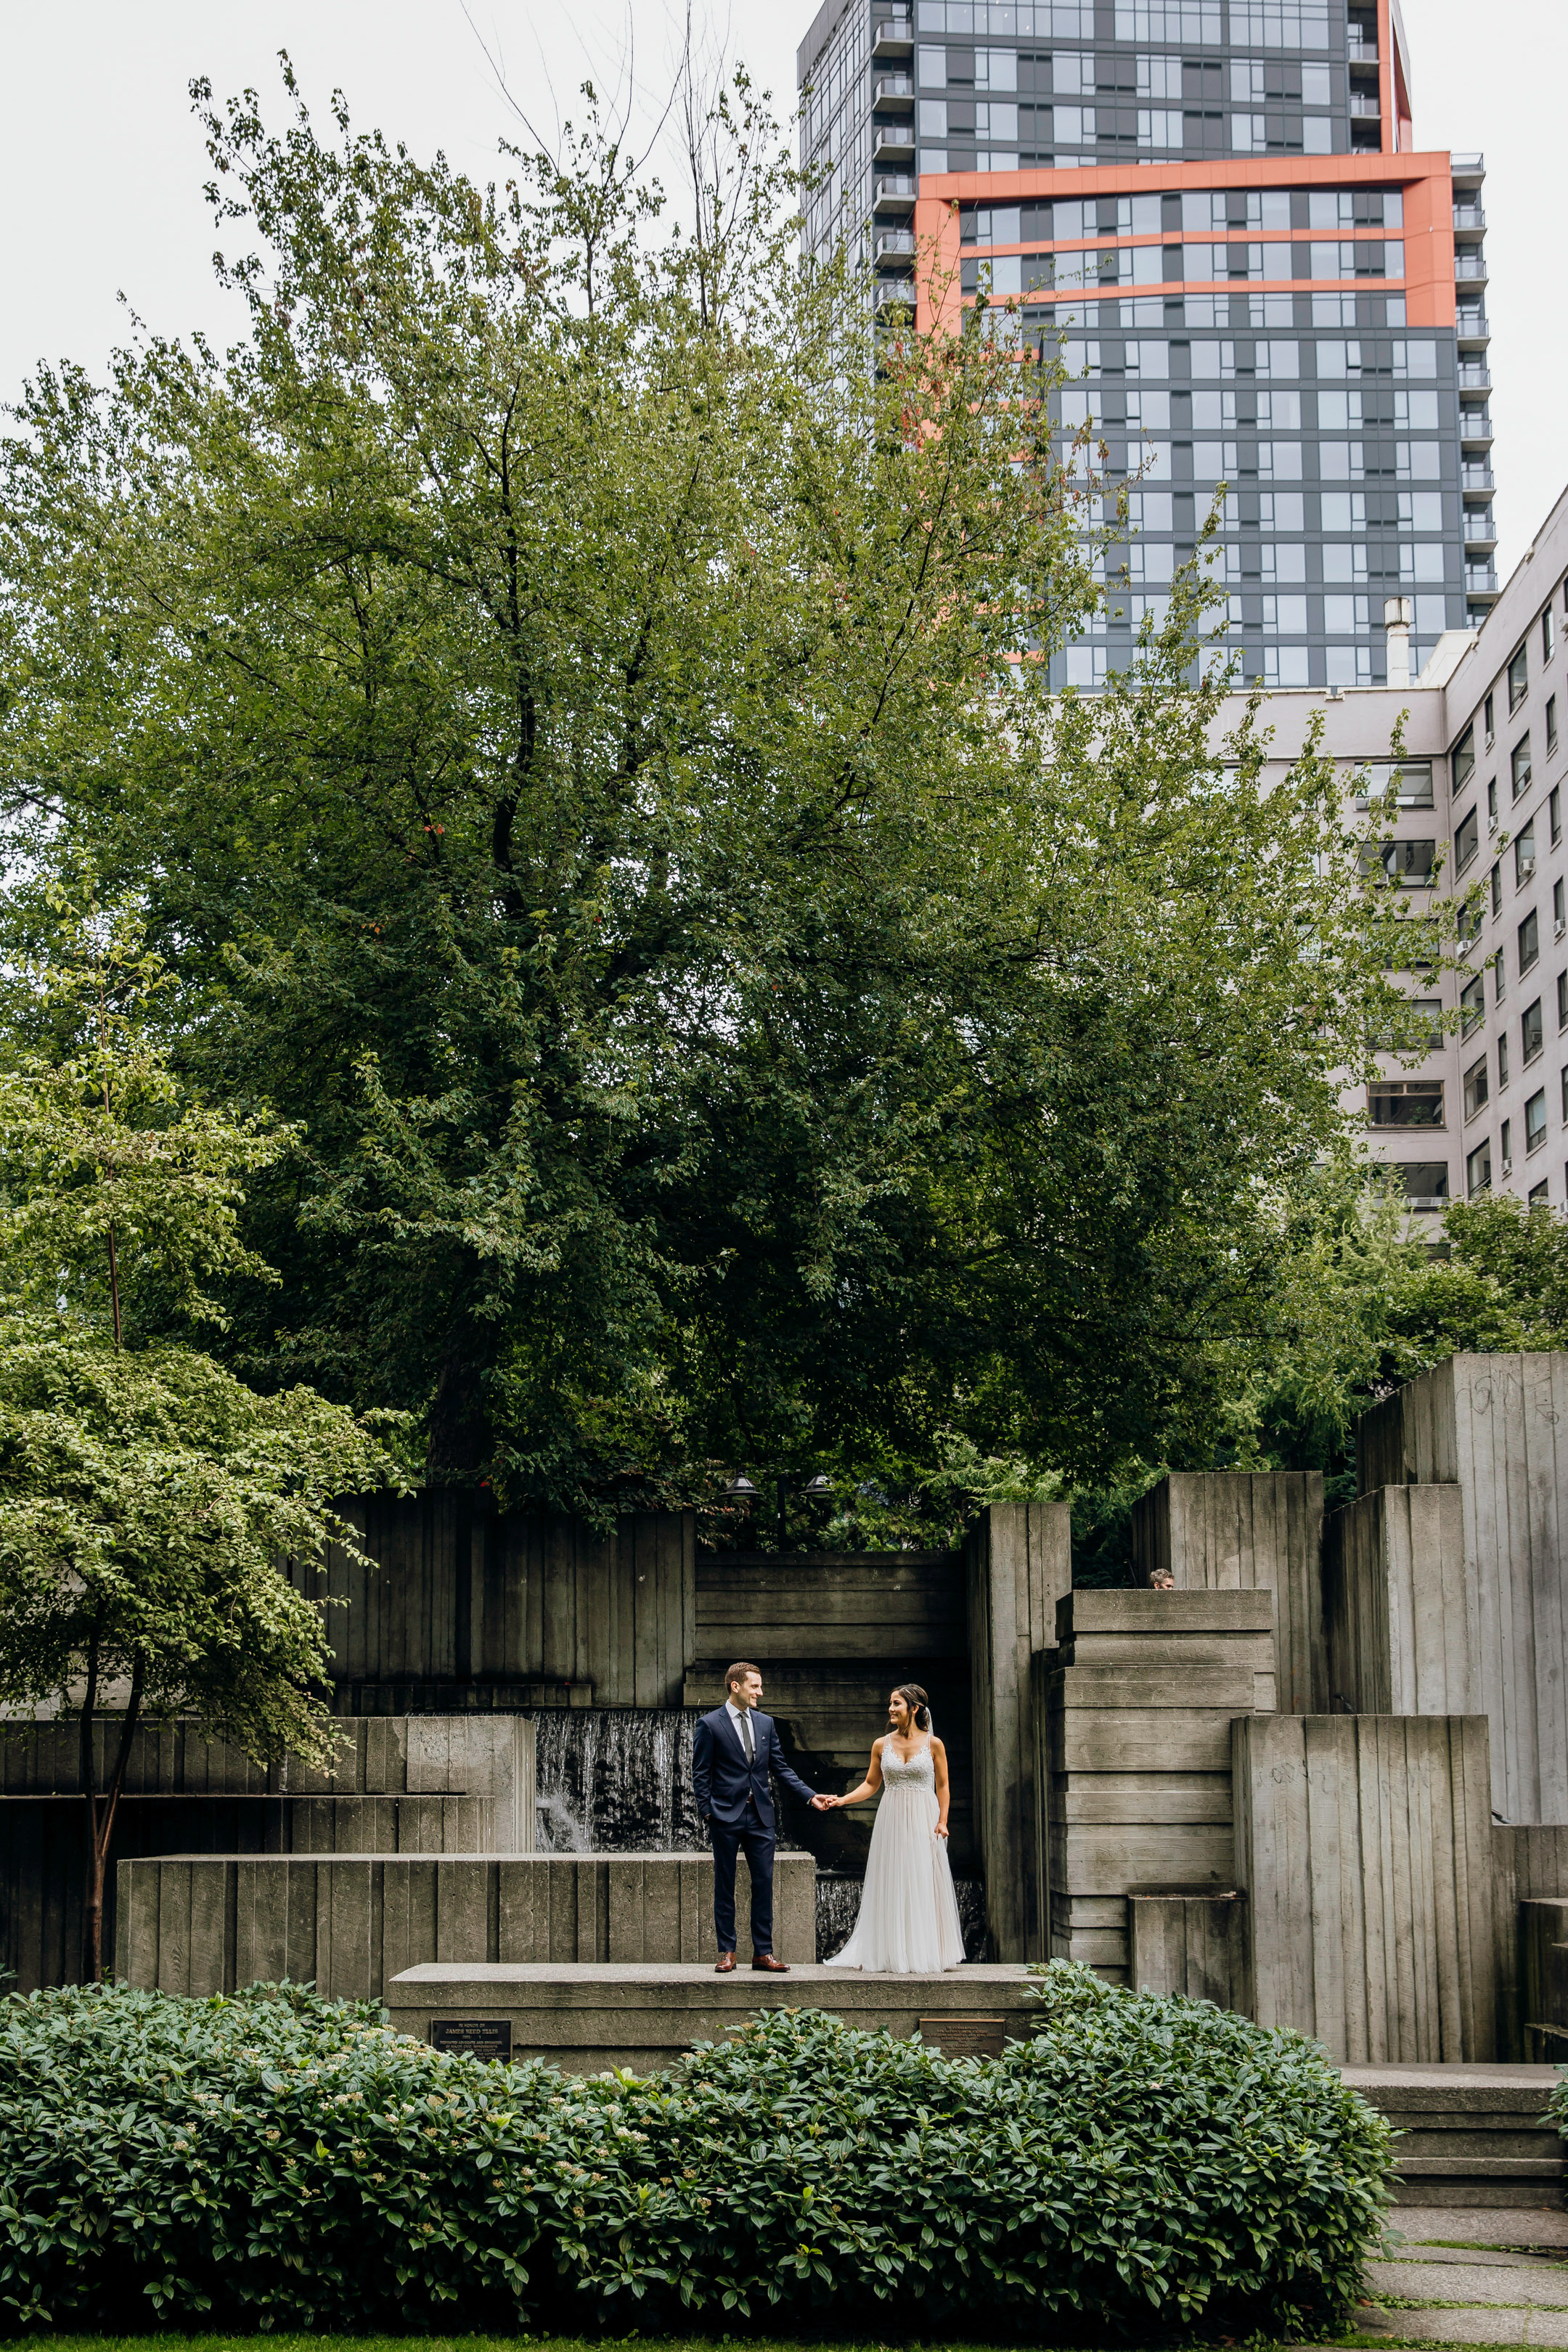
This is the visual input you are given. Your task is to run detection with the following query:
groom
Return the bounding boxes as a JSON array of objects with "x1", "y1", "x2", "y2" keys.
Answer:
[{"x1": 692, "y1": 1662, "x2": 828, "y2": 1974}]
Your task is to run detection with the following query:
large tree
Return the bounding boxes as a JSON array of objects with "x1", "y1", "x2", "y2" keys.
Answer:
[
  {"x1": 0, "y1": 875, "x2": 403, "y2": 1977},
  {"x1": 0, "y1": 69, "x2": 1429, "y2": 1516}
]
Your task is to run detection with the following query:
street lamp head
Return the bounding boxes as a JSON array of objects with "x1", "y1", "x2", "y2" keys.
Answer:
[
  {"x1": 803, "y1": 1474, "x2": 833, "y2": 1498},
  {"x1": 723, "y1": 1474, "x2": 759, "y2": 1500}
]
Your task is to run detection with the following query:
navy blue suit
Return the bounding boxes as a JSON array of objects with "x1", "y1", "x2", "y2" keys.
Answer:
[{"x1": 692, "y1": 1704, "x2": 816, "y2": 1955}]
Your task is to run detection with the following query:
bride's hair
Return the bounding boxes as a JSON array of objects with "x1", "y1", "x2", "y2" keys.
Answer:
[{"x1": 892, "y1": 1683, "x2": 931, "y2": 1730}]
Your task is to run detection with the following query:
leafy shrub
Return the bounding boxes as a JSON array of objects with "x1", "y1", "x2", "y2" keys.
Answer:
[{"x1": 0, "y1": 1966, "x2": 1391, "y2": 2339}]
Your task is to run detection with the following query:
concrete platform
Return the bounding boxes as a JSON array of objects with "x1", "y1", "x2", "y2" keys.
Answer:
[
  {"x1": 1344, "y1": 2065, "x2": 1564, "y2": 2207},
  {"x1": 385, "y1": 1959, "x2": 1039, "y2": 2072}
]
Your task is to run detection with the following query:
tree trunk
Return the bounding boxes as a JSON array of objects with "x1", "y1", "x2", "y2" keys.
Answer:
[{"x1": 81, "y1": 1646, "x2": 144, "y2": 1984}]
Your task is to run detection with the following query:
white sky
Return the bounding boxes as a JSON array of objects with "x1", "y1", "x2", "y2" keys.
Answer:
[{"x1": 0, "y1": 0, "x2": 1561, "y2": 579}]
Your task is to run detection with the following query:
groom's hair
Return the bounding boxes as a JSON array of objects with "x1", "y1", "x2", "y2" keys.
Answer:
[{"x1": 724, "y1": 1661, "x2": 759, "y2": 1694}]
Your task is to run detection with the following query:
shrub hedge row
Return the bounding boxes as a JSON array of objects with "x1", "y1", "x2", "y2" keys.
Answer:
[{"x1": 0, "y1": 1962, "x2": 1392, "y2": 2339}]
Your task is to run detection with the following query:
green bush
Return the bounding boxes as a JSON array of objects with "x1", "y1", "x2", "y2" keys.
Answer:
[{"x1": 0, "y1": 1965, "x2": 1391, "y2": 2339}]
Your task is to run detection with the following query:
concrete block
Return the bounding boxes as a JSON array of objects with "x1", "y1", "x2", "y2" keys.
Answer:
[
  {"x1": 1323, "y1": 1486, "x2": 1474, "y2": 1718},
  {"x1": 966, "y1": 1500, "x2": 1071, "y2": 1962},
  {"x1": 1131, "y1": 1472, "x2": 1326, "y2": 1712},
  {"x1": 384, "y1": 1959, "x2": 1038, "y2": 2074},
  {"x1": 1129, "y1": 1893, "x2": 1246, "y2": 2009},
  {"x1": 1234, "y1": 1714, "x2": 1498, "y2": 2062},
  {"x1": 1356, "y1": 1353, "x2": 1568, "y2": 1824},
  {"x1": 118, "y1": 1852, "x2": 817, "y2": 1997}
]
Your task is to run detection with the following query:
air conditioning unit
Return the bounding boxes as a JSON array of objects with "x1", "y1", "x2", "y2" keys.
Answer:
[
  {"x1": 1488, "y1": 811, "x2": 1499, "y2": 830},
  {"x1": 1501, "y1": 1157, "x2": 1514, "y2": 1177},
  {"x1": 1555, "y1": 917, "x2": 1566, "y2": 940},
  {"x1": 1520, "y1": 856, "x2": 1537, "y2": 879}
]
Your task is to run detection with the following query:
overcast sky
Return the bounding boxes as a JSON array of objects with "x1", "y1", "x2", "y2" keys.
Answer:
[{"x1": 1, "y1": 1, "x2": 1561, "y2": 578}]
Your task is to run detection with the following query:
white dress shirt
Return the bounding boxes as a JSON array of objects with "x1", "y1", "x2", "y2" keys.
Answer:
[{"x1": 725, "y1": 1696, "x2": 757, "y2": 1762}]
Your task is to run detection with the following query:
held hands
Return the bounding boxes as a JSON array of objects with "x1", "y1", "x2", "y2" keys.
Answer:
[{"x1": 809, "y1": 1793, "x2": 838, "y2": 1810}]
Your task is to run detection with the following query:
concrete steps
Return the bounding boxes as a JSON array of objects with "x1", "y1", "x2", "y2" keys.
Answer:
[{"x1": 1343, "y1": 2064, "x2": 1564, "y2": 2207}]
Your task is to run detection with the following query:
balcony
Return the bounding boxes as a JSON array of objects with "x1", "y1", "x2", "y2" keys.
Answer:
[
  {"x1": 1455, "y1": 251, "x2": 1489, "y2": 283},
  {"x1": 1453, "y1": 203, "x2": 1487, "y2": 230},
  {"x1": 875, "y1": 230, "x2": 915, "y2": 261},
  {"x1": 1349, "y1": 92, "x2": 1381, "y2": 117},
  {"x1": 873, "y1": 279, "x2": 915, "y2": 311},
  {"x1": 1461, "y1": 407, "x2": 1494, "y2": 446},
  {"x1": 1455, "y1": 309, "x2": 1490, "y2": 346},
  {"x1": 1458, "y1": 363, "x2": 1493, "y2": 390},
  {"x1": 1466, "y1": 563, "x2": 1500, "y2": 596},
  {"x1": 873, "y1": 74, "x2": 915, "y2": 108},
  {"x1": 1347, "y1": 33, "x2": 1378, "y2": 59},
  {"x1": 873, "y1": 173, "x2": 917, "y2": 211},
  {"x1": 1465, "y1": 512, "x2": 1498, "y2": 552},
  {"x1": 872, "y1": 12, "x2": 915, "y2": 53},
  {"x1": 1461, "y1": 465, "x2": 1495, "y2": 491},
  {"x1": 873, "y1": 125, "x2": 916, "y2": 163},
  {"x1": 1451, "y1": 152, "x2": 1486, "y2": 180}
]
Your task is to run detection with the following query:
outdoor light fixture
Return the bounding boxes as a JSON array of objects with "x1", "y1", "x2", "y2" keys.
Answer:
[
  {"x1": 723, "y1": 1474, "x2": 760, "y2": 1500},
  {"x1": 803, "y1": 1474, "x2": 833, "y2": 1498}
]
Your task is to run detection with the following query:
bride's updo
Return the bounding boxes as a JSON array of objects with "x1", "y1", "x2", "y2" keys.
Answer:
[{"x1": 892, "y1": 1683, "x2": 931, "y2": 1729}]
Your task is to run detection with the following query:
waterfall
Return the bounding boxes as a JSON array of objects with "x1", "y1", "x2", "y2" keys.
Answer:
[{"x1": 531, "y1": 1710, "x2": 708, "y2": 1853}]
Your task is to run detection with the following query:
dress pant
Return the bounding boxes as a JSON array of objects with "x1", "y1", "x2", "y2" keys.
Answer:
[{"x1": 709, "y1": 1808, "x2": 775, "y2": 1955}]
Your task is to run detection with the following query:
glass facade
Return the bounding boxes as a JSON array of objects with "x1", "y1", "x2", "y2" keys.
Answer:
[{"x1": 796, "y1": 0, "x2": 1494, "y2": 689}]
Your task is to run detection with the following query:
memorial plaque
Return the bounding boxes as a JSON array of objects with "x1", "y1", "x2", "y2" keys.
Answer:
[
  {"x1": 918, "y1": 2014, "x2": 1007, "y2": 2060},
  {"x1": 430, "y1": 2017, "x2": 513, "y2": 2064}
]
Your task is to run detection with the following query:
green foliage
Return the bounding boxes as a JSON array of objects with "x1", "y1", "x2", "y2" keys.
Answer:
[
  {"x1": 0, "y1": 1974, "x2": 1392, "y2": 2340},
  {"x1": 0, "y1": 66, "x2": 1426, "y2": 1516}
]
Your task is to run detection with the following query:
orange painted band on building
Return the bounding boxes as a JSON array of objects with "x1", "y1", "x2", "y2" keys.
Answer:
[{"x1": 915, "y1": 150, "x2": 1456, "y2": 335}]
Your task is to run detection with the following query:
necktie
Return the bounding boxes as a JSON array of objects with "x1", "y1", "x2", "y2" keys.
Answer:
[{"x1": 741, "y1": 1710, "x2": 755, "y2": 1765}]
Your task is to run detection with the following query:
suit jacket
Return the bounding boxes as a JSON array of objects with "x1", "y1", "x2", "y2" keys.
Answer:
[{"x1": 692, "y1": 1705, "x2": 815, "y2": 1830}]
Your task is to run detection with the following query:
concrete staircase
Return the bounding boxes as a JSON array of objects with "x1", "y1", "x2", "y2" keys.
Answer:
[{"x1": 1344, "y1": 2064, "x2": 1565, "y2": 2207}]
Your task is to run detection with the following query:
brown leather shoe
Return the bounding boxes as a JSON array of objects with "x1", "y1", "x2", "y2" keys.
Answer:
[
  {"x1": 751, "y1": 1953, "x2": 790, "y2": 1972},
  {"x1": 714, "y1": 1951, "x2": 737, "y2": 1973}
]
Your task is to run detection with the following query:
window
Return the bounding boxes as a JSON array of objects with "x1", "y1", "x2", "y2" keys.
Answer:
[
  {"x1": 1461, "y1": 973, "x2": 1485, "y2": 1034},
  {"x1": 1560, "y1": 970, "x2": 1568, "y2": 1031},
  {"x1": 1527, "y1": 1088, "x2": 1548, "y2": 1152},
  {"x1": 1531, "y1": 1179, "x2": 1551, "y2": 1206},
  {"x1": 1454, "y1": 806, "x2": 1479, "y2": 871},
  {"x1": 1397, "y1": 1161, "x2": 1449, "y2": 1210},
  {"x1": 1546, "y1": 608, "x2": 1557, "y2": 663},
  {"x1": 1509, "y1": 642, "x2": 1530, "y2": 714},
  {"x1": 1453, "y1": 722, "x2": 1476, "y2": 791},
  {"x1": 1550, "y1": 698, "x2": 1559, "y2": 756},
  {"x1": 1485, "y1": 690, "x2": 1495, "y2": 744},
  {"x1": 1556, "y1": 878, "x2": 1565, "y2": 931},
  {"x1": 1524, "y1": 997, "x2": 1545, "y2": 1061},
  {"x1": 1516, "y1": 822, "x2": 1537, "y2": 886},
  {"x1": 1514, "y1": 735, "x2": 1533, "y2": 799},
  {"x1": 1369, "y1": 1079, "x2": 1444, "y2": 1127},
  {"x1": 1563, "y1": 1066, "x2": 1568, "y2": 1124},
  {"x1": 1365, "y1": 838, "x2": 1437, "y2": 886},
  {"x1": 1521, "y1": 910, "x2": 1541, "y2": 973},
  {"x1": 1491, "y1": 861, "x2": 1503, "y2": 916},
  {"x1": 1467, "y1": 1138, "x2": 1493, "y2": 1194},
  {"x1": 1554, "y1": 786, "x2": 1563, "y2": 846},
  {"x1": 1357, "y1": 760, "x2": 1434, "y2": 809},
  {"x1": 1463, "y1": 1055, "x2": 1489, "y2": 1118},
  {"x1": 1502, "y1": 1116, "x2": 1513, "y2": 1167},
  {"x1": 1499, "y1": 1034, "x2": 1510, "y2": 1087},
  {"x1": 1488, "y1": 777, "x2": 1499, "y2": 826},
  {"x1": 1497, "y1": 949, "x2": 1507, "y2": 1003}
]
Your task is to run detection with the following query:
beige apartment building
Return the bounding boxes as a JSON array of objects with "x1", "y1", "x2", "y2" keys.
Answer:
[{"x1": 1223, "y1": 478, "x2": 1568, "y2": 1216}]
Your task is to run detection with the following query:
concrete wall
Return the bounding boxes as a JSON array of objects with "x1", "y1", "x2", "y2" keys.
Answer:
[
  {"x1": 294, "y1": 1498, "x2": 696, "y2": 1708},
  {"x1": 1131, "y1": 1472, "x2": 1327, "y2": 1714},
  {"x1": 115, "y1": 1851, "x2": 817, "y2": 1995},
  {"x1": 1323, "y1": 1486, "x2": 1474, "y2": 1717},
  {"x1": 0, "y1": 1716, "x2": 534, "y2": 1993},
  {"x1": 1128, "y1": 1892, "x2": 1246, "y2": 2008},
  {"x1": 965, "y1": 1500, "x2": 1072, "y2": 1962},
  {"x1": 1355, "y1": 1353, "x2": 1568, "y2": 1823},
  {"x1": 1233, "y1": 1712, "x2": 1498, "y2": 2062},
  {"x1": 1041, "y1": 1589, "x2": 1276, "y2": 1983}
]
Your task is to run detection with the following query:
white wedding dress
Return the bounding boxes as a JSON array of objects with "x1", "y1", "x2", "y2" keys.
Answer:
[{"x1": 823, "y1": 1734, "x2": 967, "y2": 1972}]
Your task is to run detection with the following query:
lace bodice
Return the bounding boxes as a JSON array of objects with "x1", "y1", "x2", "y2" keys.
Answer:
[{"x1": 880, "y1": 1736, "x2": 935, "y2": 1790}]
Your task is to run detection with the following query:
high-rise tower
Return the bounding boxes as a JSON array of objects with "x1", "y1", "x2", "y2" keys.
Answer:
[{"x1": 797, "y1": 0, "x2": 1493, "y2": 692}]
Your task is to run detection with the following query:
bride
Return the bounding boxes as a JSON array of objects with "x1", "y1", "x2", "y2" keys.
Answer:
[{"x1": 821, "y1": 1683, "x2": 966, "y2": 1972}]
